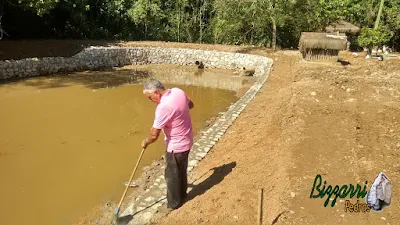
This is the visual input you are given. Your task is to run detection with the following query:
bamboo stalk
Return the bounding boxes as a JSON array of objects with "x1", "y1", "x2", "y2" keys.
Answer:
[{"x1": 374, "y1": 0, "x2": 385, "y2": 29}]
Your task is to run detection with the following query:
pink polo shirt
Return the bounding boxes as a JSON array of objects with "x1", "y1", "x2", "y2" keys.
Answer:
[{"x1": 153, "y1": 88, "x2": 193, "y2": 153}]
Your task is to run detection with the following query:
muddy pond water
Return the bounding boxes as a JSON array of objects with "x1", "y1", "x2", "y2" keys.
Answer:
[{"x1": 0, "y1": 64, "x2": 252, "y2": 225}]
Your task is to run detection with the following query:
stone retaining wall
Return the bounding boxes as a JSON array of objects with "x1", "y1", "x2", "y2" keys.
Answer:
[
  {"x1": 0, "y1": 46, "x2": 269, "y2": 80},
  {"x1": 0, "y1": 46, "x2": 273, "y2": 225}
]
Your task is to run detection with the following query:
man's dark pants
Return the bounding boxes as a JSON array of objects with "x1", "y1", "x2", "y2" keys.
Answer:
[{"x1": 165, "y1": 150, "x2": 190, "y2": 209}]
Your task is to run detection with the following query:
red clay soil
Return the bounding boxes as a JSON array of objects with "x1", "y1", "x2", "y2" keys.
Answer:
[
  {"x1": 147, "y1": 49, "x2": 400, "y2": 225},
  {"x1": 149, "y1": 49, "x2": 296, "y2": 225},
  {"x1": 2, "y1": 41, "x2": 399, "y2": 225}
]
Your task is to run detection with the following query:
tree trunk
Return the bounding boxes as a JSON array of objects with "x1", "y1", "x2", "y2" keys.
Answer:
[
  {"x1": 270, "y1": 0, "x2": 277, "y2": 51},
  {"x1": 145, "y1": 23, "x2": 148, "y2": 39},
  {"x1": 178, "y1": 9, "x2": 181, "y2": 42},
  {"x1": 366, "y1": 0, "x2": 384, "y2": 58},
  {"x1": 186, "y1": 25, "x2": 193, "y2": 42},
  {"x1": 199, "y1": 6, "x2": 202, "y2": 43},
  {"x1": 366, "y1": 47, "x2": 372, "y2": 58},
  {"x1": 271, "y1": 15, "x2": 277, "y2": 51},
  {"x1": 374, "y1": 0, "x2": 385, "y2": 29}
]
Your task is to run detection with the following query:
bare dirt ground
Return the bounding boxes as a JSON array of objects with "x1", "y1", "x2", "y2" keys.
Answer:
[
  {"x1": 146, "y1": 46, "x2": 399, "y2": 225},
  {"x1": 2, "y1": 41, "x2": 400, "y2": 225},
  {"x1": 0, "y1": 40, "x2": 247, "y2": 60}
]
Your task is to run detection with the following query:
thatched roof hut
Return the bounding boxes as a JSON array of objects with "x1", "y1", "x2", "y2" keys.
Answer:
[
  {"x1": 325, "y1": 20, "x2": 360, "y2": 33},
  {"x1": 299, "y1": 32, "x2": 347, "y2": 60},
  {"x1": 299, "y1": 32, "x2": 347, "y2": 52}
]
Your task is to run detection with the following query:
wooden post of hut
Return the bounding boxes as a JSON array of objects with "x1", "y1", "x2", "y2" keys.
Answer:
[{"x1": 298, "y1": 32, "x2": 347, "y2": 61}]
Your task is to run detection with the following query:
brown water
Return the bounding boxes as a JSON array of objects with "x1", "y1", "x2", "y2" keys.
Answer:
[{"x1": 0, "y1": 65, "x2": 250, "y2": 225}]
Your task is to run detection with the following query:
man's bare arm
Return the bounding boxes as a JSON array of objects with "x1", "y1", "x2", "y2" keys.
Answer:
[{"x1": 142, "y1": 128, "x2": 161, "y2": 149}]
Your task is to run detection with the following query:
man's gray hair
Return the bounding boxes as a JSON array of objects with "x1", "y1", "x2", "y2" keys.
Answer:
[{"x1": 143, "y1": 78, "x2": 165, "y2": 94}]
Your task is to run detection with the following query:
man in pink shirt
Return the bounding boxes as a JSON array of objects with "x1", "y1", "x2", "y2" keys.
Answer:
[{"x1": 141, "y1": 79, "x2": 194, "y2": 210}]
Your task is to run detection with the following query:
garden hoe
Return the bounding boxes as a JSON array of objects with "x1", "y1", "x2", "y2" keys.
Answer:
[{"x1": 111, "y1": 148, "x2": 145, "y2": 225}]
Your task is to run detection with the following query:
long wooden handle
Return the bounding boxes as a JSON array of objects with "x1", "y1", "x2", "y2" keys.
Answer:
[
  {"x1": 115, "y1": 148, "x2": 146, "y2": 215},
  {"x1": 257, "y1": 188, "x2": 263, "y2": 225}
]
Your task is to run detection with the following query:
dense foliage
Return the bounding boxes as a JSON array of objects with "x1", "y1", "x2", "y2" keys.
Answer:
[
  {"x1": 358, "y1": 26, "x2": 394, "y2": 49},
  {"x1": 2, "y1": 0, "x2": 400, "y2": 50}
]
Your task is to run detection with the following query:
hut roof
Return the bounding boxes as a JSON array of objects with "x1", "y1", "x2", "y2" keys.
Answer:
[
  {"x1": 325, "y1": 20, "x2": 360, "y2": 33},
  {"x1": 298, "y1": 32, "x2": 347, "y2": 53}
]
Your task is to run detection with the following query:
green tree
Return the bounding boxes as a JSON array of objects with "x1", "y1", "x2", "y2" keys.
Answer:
[
  {"x1": 162, "y1": 0, "x2": 187, "y2": 42},
  {"x1": 18, "y1": 0, "x2": 59, "y2": 16},
  {"x1": 358, "y1": 0, "x2": 399, "y2": 54},
  {"x1": 3, "y1": 0, "x2": 400, "y2": 51},
  {"x1": 358, "y1": 26, "x2": 393, "y2": 53},
  {"x1": 212, "y1": 0, "x2": 254, "y2": 44},
  {"x1": 212, "y1": 0, "x2": 293, "y2": 48},
  {"x1": 381, "y1": 0, "x2": 400, "y2": 48},
  {"x1": 128, "y1": 0, "x2": 163, "y2": 39},
  {"x1": 252, "y1": 0, "x2": 293, "y2": 50}
]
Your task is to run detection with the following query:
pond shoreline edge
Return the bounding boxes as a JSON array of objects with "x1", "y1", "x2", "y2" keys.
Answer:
[{"x1": 0, "y1": 46, "x2": 273, "y2": 225}]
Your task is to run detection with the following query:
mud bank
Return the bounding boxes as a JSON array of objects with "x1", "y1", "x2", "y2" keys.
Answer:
[{"x1": 0, "y1": 46, "x2": 270, "y2": 80}]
